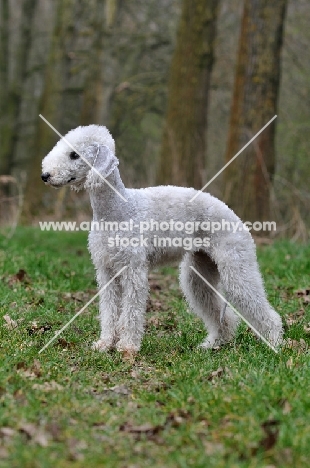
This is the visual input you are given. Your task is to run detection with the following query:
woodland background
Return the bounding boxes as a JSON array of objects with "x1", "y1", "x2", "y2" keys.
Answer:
[{"x1": 0, "y1": 0, "x2": 309, "y2": 239}]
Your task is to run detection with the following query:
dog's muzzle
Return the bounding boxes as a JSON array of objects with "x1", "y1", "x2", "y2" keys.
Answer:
[{"x1": 41, "y1": 172, "x2": 50, "y2": 182}]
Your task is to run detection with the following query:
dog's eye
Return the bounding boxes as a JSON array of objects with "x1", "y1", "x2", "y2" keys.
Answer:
[{"x1": 69, "y1": 151, "x2": 80, "y2": 160}]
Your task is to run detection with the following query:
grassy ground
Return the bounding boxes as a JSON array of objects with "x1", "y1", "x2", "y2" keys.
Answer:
[{"x1": 0, "y1": 227, "x2": 310, "y2": 468}]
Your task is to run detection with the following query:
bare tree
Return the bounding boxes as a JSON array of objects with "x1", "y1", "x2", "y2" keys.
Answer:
[
  {"x1": 0, "y1": 0, "x2": 9, "y2": 118},
  {"x1": 224, "y1": 0, "x2": 287, "y2": 223},
  {"x1": 0, "y1": 0, "x2": 38, "y2": 175},
  {"x1": 157, "y1": 0, "x2": 219, "y2": 188},
  {"x1": 23, "y1": 0, "x2": 106, "y2": 216}
]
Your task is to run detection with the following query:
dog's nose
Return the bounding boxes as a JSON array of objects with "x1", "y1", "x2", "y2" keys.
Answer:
[{"x1": 41, "y1": 172, "x2": 50, "y2": 182}]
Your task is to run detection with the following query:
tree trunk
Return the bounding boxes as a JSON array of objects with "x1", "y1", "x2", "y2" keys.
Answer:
[
  {"x1": 157, "y1": 0, "x2": 219, "y2": 189},
  {"x1": 22, "y1": 0, "x2": 70, "y2": 217},
  {"x1": 0, "y1": 0, "x2": 9, "y2": 115},
  {"x1": 23, "y1": 0, "x2": 105, "y2": 218},
  {"x1": 80, "y1": 2, "x2": 105, "y2": 125},
  {"x1": 0, "y1": 0, "x2": 9, "y2": 176},
  {"x1": 224, "y1": 0, "x2": 287, "y2": 223},
  {"x1": 0, "y1": 0, "x2": 38, "y2": 175}
]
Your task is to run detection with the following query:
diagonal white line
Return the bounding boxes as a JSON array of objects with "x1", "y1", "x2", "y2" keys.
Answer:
[
  {"x1": 189, "y1": 115, "x2": 277, "y2": 202},
  {"x1": 190, "y1": 266, "x2": 278, "y2": 353},
  {"x1": 38, "y1": 266, "x2": 128, "y2": 354},
  {"x1": 39, "y1": 114, "x2": 127, "y2": 202}
]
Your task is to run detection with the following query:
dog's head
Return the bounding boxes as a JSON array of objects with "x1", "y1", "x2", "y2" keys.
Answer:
[{"x1": 41, "y1": 124, "x2": 119, "y2": 190}]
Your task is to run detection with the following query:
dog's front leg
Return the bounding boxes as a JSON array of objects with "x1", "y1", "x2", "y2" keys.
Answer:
[
  {"x1": 92, "y1": 267, "x2": 120, "y2": 352},
  {"x1": 116, "y1": 265, "x2": 149, "y2": 355}
]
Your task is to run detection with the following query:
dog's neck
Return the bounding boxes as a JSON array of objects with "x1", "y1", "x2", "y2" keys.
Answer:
[{"x1": 88, "y1": 168, "x2": 131, "y2": 222}]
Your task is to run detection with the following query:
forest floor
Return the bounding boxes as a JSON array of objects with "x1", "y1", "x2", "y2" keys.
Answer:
[{"x1": 0, "y1": 228, "x2": 310, "y2": 468}]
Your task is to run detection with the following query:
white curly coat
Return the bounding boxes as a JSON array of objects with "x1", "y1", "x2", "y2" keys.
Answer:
[{"x1": 42, "y1": 125, "x2": 283, "y2": 354}]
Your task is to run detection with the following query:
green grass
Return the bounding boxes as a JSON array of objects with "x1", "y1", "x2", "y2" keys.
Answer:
[{"x1": 0, "y1": 228, "x2": 310, "y2": 467}]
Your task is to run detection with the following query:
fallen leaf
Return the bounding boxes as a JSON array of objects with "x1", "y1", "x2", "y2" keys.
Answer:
[
  {"x1": 0, "y1": 427, "x2": 16, "y2": 438},
  {"x1": 19, "y1": 423, "x2": 50, "y2": 447},
  {"x1": 32, "y1": 381, "x2": 63, "y2": 391},
  {"x1": 62, "y1": 290, "x2": 97, "y2": 303},
  {"x1": 146, "y1": 298, "x2": 165, "y2": 313},
  {"x1": 16, "y1": 362, "x2": 26, "y2": 370},
  {"x1": 204, "y1": 441, "x2": 225, "y2": 455},
  {"x1": 67, "y1": 438, "x2": 87, "y2": 461},
  {"x1": 17, "y1": 369, "x2": 37, "y2": 380},
  {"x1": 92, "y1": 422, "x2": 106, "y2": 430},
  {"x1": 33, "y1": 432, "x2": 49, "y2": 447},
  {"x1": 286, "y1": 357, "x2": 294, "y2": 369},
  {"x1": 252, "y1": 420, "x2": 280, "y2": 454},
  {"x1": 295, "y1": 288, "x2": 310, "y2": 296},
  {"x1": 13, "y1": 389, "x2": 27, "y2": 405},
  {"x1": 120, "y1": 409, "x2": 190, "y2": 440},
  {"x1": 149, "y1": 281, "x2": 162, "y2": 291},
  {"x1": 303, "y1": 323, "x2": 310, "y2": 334},
  {"x1": 100, "y1": 373, "x2": 110, "y2": 383},
  {"x1": 27, "y1": 322, "x2": 52, "y2": 335},
  {"x1": 35, "y1": 297, "x2": 45, "y2": 305},
  {"x1": 120, "y1": 422, "x2": 162, "y2": 436},
  {"x1": 46, "y1": 422, "x2": 62, "y2": 441},
  {"x1": 207, "y1": 367, "x2": 225, "y2": 381},
  {"x1": 282, "y1": 400, "x2": 292, "y2": 415},
  {"x1": 32, "y1": 359, "x2": 42, "y2": 377},
  {"x1": 108, "y1": 385, "x2": 130, "y2": 395},
  {"x1": 147, "y1": 315, "x2": 161, "y2": 327},
  {"x1": 285, "y1": 309, "x2": 305, "y2": 326},
  {"x1": 3, "y1": 314, "x2": 18, "y2": 330},
  {"x1": 7, "y1": 269, "x2": 31, "y2": 287},
  {"x1": 284, "y1": 338, "x2": 307, "y2": 352},
  {"x1": 16, "y1": 360, "x2": 41, "y2": 379},
  {"x1": 57, "y1": 338, "x2": 75, "y2": 349},
  {"x1": 166, "y1": 409, "x2": 190, "y2": 427},
  {"x1": 295, "y1": 288, "x2": 310, "y2": 305},
  {"x1": 16, "y1": 269, "x2": 26, "y2": 281},
  {"x1": 122, "y1": 350, "x2": 137, "y2": 363},
  {"x1": 19, "y1": 423, "x2": 36, "y2": 438},
  {"x1": 260, "y1": 420, "x2": 280, "y2": 450}
]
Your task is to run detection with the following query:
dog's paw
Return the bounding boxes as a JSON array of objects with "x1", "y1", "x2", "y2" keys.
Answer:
[
  {"x1": 199, "y1": 336, "x2": 226, "y2": 350},
  {"x1": 115, "y1": 340, "x2": 140, "y2": 355},
  {"x1": 92, "y1": 339, "x2": 112, "y2": 352},
  {"x1": 268, "y1": 326, "x2": 283, "y2": 349},
  {"x1": 199, "y1": 341, "x2": 219, "y2": 350}
]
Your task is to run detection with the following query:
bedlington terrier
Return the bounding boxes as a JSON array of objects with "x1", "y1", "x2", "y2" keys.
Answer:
[{"x1": 41, "y1": 124, "x2": 283, "y2": 355}]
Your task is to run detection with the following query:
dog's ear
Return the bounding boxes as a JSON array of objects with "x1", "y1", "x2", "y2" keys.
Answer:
[
  {"x1": 91, "y1": 144, "x2": 119, "y2": 178},
  {"x1": 85, "y1": 144, "x2": 119, "y2": 189}
]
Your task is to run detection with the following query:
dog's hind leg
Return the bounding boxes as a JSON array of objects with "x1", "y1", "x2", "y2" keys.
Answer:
[
  {"x1": 180, "y1": 251, "x2": 239, "y2": 348},
  {"x1": 212, "y1": 238, "x2": 283, "y2": 347}
]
